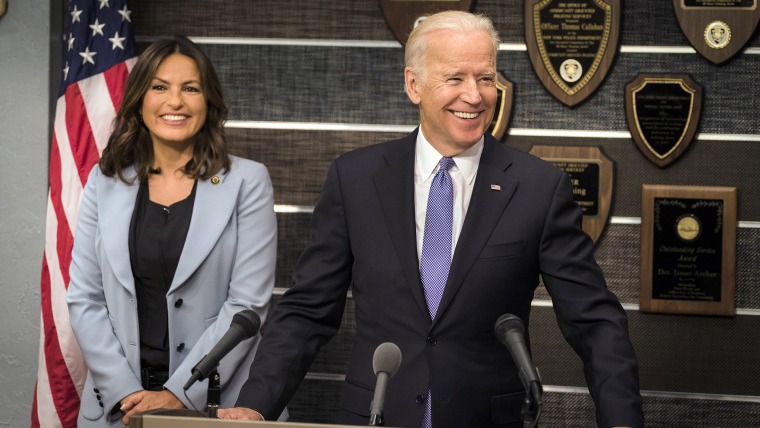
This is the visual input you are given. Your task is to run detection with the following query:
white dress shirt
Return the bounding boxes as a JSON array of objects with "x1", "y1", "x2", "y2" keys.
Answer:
[{"x1": 414, "y1": 128, "x2": 484, "y2": 264}]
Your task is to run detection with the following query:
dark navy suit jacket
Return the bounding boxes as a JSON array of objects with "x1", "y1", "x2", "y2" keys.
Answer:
[{"x1": 237, "y1": 130, "x2": 644, "y2": 428}]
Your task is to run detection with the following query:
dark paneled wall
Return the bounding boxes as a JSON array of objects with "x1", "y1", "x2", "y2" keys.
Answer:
[{"x1": 133, "y1": 1, "x2": 760, "y2": 426}]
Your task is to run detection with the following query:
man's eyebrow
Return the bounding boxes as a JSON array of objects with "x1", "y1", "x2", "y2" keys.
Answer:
[{"x1": 442, "y1": 70, "x2": 462, "y2": 78}]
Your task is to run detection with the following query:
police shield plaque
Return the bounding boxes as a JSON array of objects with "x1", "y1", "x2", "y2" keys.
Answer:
[
  {"x1": 380, "y1": 0, "x2": 473, "y2": 44},
  {"x1": 525, "y1": 0, "x2": 621, "y2": 107},
  {"x1": 528, "y1": 145, "x2": 613, "y2": 243},
  {"x1": 673, "y1": 0, "x2": 760, "y2": 64},
  {"x1": 625, "y1": 74, "x2": 703, "y2": 168}
]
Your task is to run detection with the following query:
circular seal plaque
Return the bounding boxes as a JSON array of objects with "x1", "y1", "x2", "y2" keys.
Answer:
[
  {"x1": 676, "y1": 214, "x2": 701, "y2": 242},
  {"x1": 673, "y1": 0, "x2": 760, "y2": 64},
  {"x1": 704, "y1": 21, "x2": 731, "y2": 49},
  {"x1": 560, "y1": 59, "x2": 583, "y2": 83}
]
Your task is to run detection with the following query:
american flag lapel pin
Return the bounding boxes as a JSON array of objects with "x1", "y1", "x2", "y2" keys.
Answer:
[{"x1": 490, "y1": 184, "x2": 501, "y2": 191}]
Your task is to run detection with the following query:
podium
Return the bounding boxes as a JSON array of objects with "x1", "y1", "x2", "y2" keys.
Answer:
[{"x1": 129, "y1": 409, "x2": 375, "y2": 428}]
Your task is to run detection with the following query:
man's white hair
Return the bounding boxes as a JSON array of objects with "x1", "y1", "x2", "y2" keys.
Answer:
[{"x1": 405, "y1": 10, "x2": 500, "y2": 82}]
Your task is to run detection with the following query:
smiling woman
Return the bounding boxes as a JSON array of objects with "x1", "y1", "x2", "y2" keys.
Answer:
[
  {"x1": 140, "y1": 53, "x2": 207, "y2": 159},
  {"x1": 100, "y1": 37, "x2": 230, "y2": 184},
  {"x1": 65, "y1": 37, "x2": 279, "y2": 427}
]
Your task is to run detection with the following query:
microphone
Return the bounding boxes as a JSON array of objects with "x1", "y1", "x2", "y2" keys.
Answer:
[
  {"x1": 368, "y1": 342, "x2": 402, "y2": 426},
  {"x1": 183, "y1": 309, "x2": 261, "y2": 391},
  {"x1": 494, "y1": 314, "x2": 540, "y2": 390},
  {"x1": 494, "y1": 314, "x2": 542, "y2": 428}
]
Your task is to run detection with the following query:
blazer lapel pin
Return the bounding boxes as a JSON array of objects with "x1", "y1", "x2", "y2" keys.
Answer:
[{"x1": 490, "y1": 184, "x2": 501, "y2": 191}]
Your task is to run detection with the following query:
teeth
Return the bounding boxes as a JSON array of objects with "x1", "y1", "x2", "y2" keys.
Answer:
[
  {"x1": 453, "y1": 111, "x2": 478, "y2": 119},
  {"x1": 162, "y1": 114, "x2": 187, "y2": 122}
]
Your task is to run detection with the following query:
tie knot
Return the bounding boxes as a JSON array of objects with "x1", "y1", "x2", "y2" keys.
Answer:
[{"x1": 439, "y1": 157, "x2": 455, "y2": 172}]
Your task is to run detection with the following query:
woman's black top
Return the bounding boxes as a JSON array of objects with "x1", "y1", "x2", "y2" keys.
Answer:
[{"x1": 128, "y1": 180, "x2": 196, "y2": 370}]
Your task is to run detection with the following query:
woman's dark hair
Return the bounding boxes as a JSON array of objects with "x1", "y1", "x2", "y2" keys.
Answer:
[{"x1": 99, "y1": 37, "x2": 230, "y2": 183}]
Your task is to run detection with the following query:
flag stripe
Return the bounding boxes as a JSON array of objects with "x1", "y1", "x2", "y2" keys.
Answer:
[
  {"x1": 48, "y1": 135, "x2": 75, "y2": 287},
  {"x1": 64, "y1": 85, "x2": 102, "y2": 185},
  {"x1": 103, "y1": 59, "x2": 133, "y2": 115},
  {"x1": 53, "y1": 99, "x2": 86, "y2": 236},
  {"x1": 44, "y1": 180, "x2": 87, "y2": 398},
  {"x1": 31, "y1": 382, "x2": 41, "y2": 427},
  {"x1": 34, "y1": 322, "x2": 62, "y2": 428},
  {"x1": 80, "y1": 73, "x2": 118, "y2": 155},
  {"x1": 40, "y1": 255, "x2": 79, "y2": 427}
]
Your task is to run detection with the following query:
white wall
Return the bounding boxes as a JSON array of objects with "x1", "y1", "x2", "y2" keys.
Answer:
[{"x1": 0, "y1": 0, "x2": 51, "y2": 424}]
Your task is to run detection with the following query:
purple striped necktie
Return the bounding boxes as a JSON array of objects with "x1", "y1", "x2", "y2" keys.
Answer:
[{"x1": 419, "y1": 156, "x2": 455, "y2": 428}]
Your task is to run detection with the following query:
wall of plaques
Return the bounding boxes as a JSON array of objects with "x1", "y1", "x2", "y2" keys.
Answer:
[{"x1": 127, "y1": 1, "x2": 760, "y2": 426}]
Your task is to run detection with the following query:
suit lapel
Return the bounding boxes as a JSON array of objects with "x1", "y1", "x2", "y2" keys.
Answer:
[
  {"x1": 434, "y1": 136, "x2": 519, "y2": 324},
  {"x1": 169, "y1": 169, "x2": 240, "y2": 293},
  {"x1": 374, "y1": 132, "x2": 430, "y2": 318},
  {"x1": 98, "y1": 170, "x2": 140, "y2": 295}
]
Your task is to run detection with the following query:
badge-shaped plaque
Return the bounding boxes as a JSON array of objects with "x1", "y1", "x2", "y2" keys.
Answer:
[
  {"x1": 380, "y1": 0, "x2": 474, "y2": 44},
  {"x1": 489, "y1": 72, "x2": 514, "y2": 141},
  {"x1": 640, "y1": 185, "x2": 737, "y2": 317},
  {"x1": 625, "y1": 74, "x2": 703, "y2": 169},
  {"x1": 525, "y1": 0, "x2": 621, "y2": 107},
  {"x1": 673, "y1": 0, "x2": 760, "y2": 65},
  {"x1": 528, "y1": 145, "x2": 613, "y2": 243}
]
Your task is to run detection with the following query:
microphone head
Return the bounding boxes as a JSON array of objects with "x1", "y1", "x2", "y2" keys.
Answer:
[
  {"x1": 494, "y1": 313, "x2": 525, "y2": 338},
  {"x1": 372, "y1": 342, "x2": 402, "y2": 378},
  {"x1": 231, "y1": 309, "x2": 262, "y2": 340}
]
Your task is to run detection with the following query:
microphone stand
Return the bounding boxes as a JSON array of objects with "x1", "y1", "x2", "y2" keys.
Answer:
[
  {"x1": 206, "y1": 370, "x2": 220, "y2": 418},
  {"x1": 522, "y1": 380, "x2": 542, "y2": 428}
]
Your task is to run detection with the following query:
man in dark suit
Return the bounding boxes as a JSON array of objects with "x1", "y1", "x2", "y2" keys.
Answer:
[{"x1": 220, "y1": 10, "x2": 644, "y2": 428}]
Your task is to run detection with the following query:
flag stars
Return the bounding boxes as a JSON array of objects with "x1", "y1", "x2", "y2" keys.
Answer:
[
  {"x1": 109, "y1": 32, "x2": 126, "y2": 50},
  {"x1": 99, "y1": 0, "x2": 110, "y2": 9},
  {"x1": 68, "y1": 33, "x2": 76, "y2": 51},
  {"x1": 118, "y1": 5, "x2": 132, "y2": 22},
  {"x1": 71, "y1": 5, "x2": 83, "y2": 23},
  {"x1": 90, "y1": 19, "x2": 106, "y2": 37},
  {"x1": 63, "y1": 62, "x2": 70, "y2": 80},
  {"x1": 79, "y1": 47, "x2": 97, "y2": 65}
]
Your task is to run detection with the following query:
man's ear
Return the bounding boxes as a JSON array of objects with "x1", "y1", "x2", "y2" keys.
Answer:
[{"x1": 404, "y1": 67, "x2": 421, "y2": 105}]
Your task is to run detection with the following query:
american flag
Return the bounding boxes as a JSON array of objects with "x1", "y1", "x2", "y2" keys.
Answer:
[{"x1": 32, "y1": 1, "x2": 137, "y2": 426}]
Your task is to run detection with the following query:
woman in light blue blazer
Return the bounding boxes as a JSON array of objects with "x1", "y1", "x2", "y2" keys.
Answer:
[{"x1": 67, "y1": 37, "x2": 277, "y2": 427}]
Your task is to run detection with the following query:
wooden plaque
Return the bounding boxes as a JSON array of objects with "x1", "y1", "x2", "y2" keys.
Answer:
[
  {"x1": 640, "y1": 185, "x2": 737, "y2": 317},
  {"x1": 673, "y1": 0, "x2": 760, "y2": 64},
  {"x1": 379, "y1": 0, "x2": 474, "y2": 44},
  {"x1": 625, "y1": 74, "x2": 703, "y2": 168},
  {"x1": 528, "y1": 145, "x2": 613, "y2": 243},
  {"x1": 525, "y1": 0, "x2": 621, "y2": 107},
  {"x1": 489, "y1": 72, "x2": 514, "y2": 140}
]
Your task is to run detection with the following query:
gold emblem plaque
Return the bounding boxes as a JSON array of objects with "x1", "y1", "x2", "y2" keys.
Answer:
[
  {"x1": 673, "y1": 0, "x2": 760, "y2": 64},
  {"x1": 640, "y1": 185, "x2": 736, "y2": 317},
  {"x1": 525, "y1": 0, "x2": 621, "y2": 107}
]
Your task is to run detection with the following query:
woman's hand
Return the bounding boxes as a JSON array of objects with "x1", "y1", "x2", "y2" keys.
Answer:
[{"x1": 120, "y1": 389, "x2": 185, "y2": 425}]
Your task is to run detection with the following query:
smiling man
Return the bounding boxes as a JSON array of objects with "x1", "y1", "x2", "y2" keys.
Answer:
[{"x1": 220, "y1": 11, "x2": 644, "y2": 428}]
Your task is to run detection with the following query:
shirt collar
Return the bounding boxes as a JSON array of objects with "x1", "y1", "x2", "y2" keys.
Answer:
[{"x1": 415, "y1": 127, "x2": 483, "y2": 185}]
